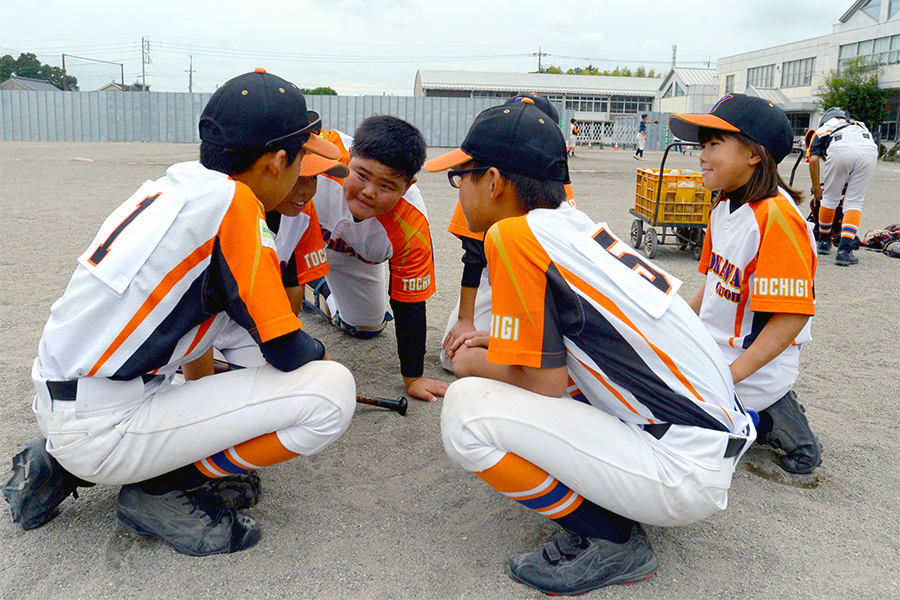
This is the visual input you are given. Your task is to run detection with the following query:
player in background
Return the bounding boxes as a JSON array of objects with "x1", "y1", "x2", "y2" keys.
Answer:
[
  {"x1": 670, "y1": 93, "x2": 822, "y2": 474},
  {"x1": 634, "y1": 113, "x2": 658, "y2": 161},
  {"x1": 2, "y1": 70, "x2": 357, "y2": 556},
  {"x1": 440, "y1": 93, "x2": 576, "y2": 372},
  {"x1": 302, "y1": 115, "x2": 448, "y2": 402},
  {"x1": 567, "y1": 118, "x2": 578, "y2": 156},
  {"x1": 807, "y1": 107, "x2": 879, "y2": 266},
  {"x1": 427, "y1": 103, "x2": 754, "y2": 596},
  {"x1": 213, "y1": 112, "x2": 349, "y2": 369}
]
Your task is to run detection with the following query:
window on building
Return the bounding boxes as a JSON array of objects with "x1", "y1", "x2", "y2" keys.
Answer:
[
  {"x1": 891, "y1": 0, "x2": 900, "y2": 17},
  {"x1": 472, "y1": 91, "x2": 514, "y2": 99},
  {"x1": 786, "y1": 113, "x2": 811, "y2": 138},
  {"x1": 725, "y1": 74, "x2": 734, "y2": 93},
  {"x1": 862, "y1": 0, "x2": 881, "y2": 19},
  {"x1": 839, "y1": 35, "x2": 900, "y2": 68},
  {"x1": 674, "y1": 82, "x2": 685, "y2": 97},
  {"x1": 781, "y1": 57, "x2": 815, "y2": 88},
  {"x1": 663, "y1": 84, "x2": 674, "y2": 98},
  {"x1": 747, "y1": 64, "x2": 775, "y2": 88}
]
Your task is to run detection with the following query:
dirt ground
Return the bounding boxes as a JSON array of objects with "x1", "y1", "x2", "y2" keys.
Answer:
[{"x1": 1, "y1": 141, "x2": 898, "y2": 599}]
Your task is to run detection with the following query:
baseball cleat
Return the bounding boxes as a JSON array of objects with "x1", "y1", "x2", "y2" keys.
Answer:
[
  {"x1": 200, "y1": 471, "x2": 262, "y2": 511},
  {"x1": 758, "y1": 390, "x2": 822, "y2": 474},
  {"x1": 834, "y1": 247, "x2": 858, "y2": 266},
  {"x1": 508, "y1": 524, "x2": 658, "y2": 596},
  {"x1": 116, "y1": 483, "x2": 261, "y2": 556},
  {"x1": 2, "y1": 437, "x2": 90, "y2": 530},
  {"x1": 816, "y1": 237, "x2": 832, "y2": 255}
]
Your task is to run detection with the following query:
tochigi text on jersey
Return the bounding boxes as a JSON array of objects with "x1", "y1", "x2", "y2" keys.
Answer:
[
  {"x1": 753, "y1": 277, "x2": 811, "y2": 299},
  {"x1": 490, "y1": 315, "x2": 520, "y2": 341}
]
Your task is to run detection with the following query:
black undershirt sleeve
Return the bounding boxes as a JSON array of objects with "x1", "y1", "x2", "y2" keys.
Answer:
[
  {"x1": 460, "y1": 236, "x2": 487, "y2": 288},
  {"x1": 260, "y1": 329, "x2": 325, "y2": 372},
  {"x1": 390, "y1": 298, "x2": 426, "y2": 379}
]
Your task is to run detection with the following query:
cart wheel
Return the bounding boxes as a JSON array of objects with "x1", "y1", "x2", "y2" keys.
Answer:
[
  {"x1": 677, "y1": 227, "x2": 689, "y2": 251},
  {"x1": 644, "y1": 229, "x2": 658, "y2": 259},
  {"x1": 692, "y1": 230, "x2": 704, "y2": 260},
  {"x1": 630, "y1": 220, "x2": 643, "y2": 249}
]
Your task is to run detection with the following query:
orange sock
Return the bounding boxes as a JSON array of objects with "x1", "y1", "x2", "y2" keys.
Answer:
[
  {"x1": 817, "y1": 206, "x2": 836, "y2": 235},
  {"x1": 195, "y1": 432, "x2": 300, "y2": 478},
  {"x1": 840, "y1": 209, "x2": 861, "y2": 242}
]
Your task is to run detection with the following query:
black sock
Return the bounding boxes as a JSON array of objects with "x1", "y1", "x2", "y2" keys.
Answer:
[
  {"x1": 138, "y1": 464, "x2": 213, "y2": 495},
  {"x1": 555, "y1": 499, "x2": 635, "y2": 543},
  {"x1": 756, "y1": 410, "x2": 774, "y2": 441}
]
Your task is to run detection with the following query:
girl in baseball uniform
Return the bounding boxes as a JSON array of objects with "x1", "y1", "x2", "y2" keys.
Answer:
[{"x1": 670, "y1": 93, "x2": 822, "y2": 474}]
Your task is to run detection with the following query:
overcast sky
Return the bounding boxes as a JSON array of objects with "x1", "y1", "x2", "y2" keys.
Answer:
[{"x1": 3, "y1": 0, "x2": 855, "y2": 95}]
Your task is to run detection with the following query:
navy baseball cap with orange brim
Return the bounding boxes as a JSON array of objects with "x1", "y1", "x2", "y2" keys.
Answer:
[
  {"x1": 669, "y1": 93, "x2": 794, "y2": 163},
  {"x1": 200, "y1": 68, "x2": 339, "y2": 160},
  {"x1": 424, "y1": 104, "x2": 568, "y2": 182}
]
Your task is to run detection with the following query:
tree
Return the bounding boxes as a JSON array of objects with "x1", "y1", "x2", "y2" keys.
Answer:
[
  {"x1": 815, "y1": 57, "x2": 888, "y2": 131},
  {"x1": 0, "y1": 53, "x2": 78, "y2": 90},
  {"x1": 537, "y1": 64, "x2": 660, "y2": 78},
  {"x1": 301, "y1": 86, "x2": 337, "y2": 95}
]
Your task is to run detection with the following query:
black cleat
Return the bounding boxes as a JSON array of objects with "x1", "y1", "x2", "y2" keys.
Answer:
[
  {"x1": 200, "y1": 471, "x2": 261, "y2": 511},
  {"x1": 508, "y1": 524, "x2": 658, "y2": 596},
  {"x1": 117, "y1": 483, "x2": 261, "y2": 556},
  {"x1": 835, "y1": 247, "x2": 858, "y2": 266},
  {"x1": 2, "y1": 437, "x2": 90, "y2": 530},
  {"x1": 758, "y1": 390, "x2": 822, "y2": 474},
  {"x1": 817, "y1": 237, "x2": 832, "y2": 255}
]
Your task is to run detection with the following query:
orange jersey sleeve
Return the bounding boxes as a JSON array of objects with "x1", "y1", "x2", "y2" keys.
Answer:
[
  {"x1": 748, "y1": 197, "x2": 816, "y2": 316},
  {"x1": 483, "y1": 216, "x2": 566, "y2": 369},
  {"x1": 218, "y1": 182, "x2": 301, "y2": 343},
  {"x1": 287, "y1": 202, "x2": 329, "y2": 286},
  {"x1": 379, "y1": 198, "x2": 436, "y2": 302}
]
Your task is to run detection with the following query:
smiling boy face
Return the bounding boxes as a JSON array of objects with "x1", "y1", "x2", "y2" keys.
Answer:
[
  {"x1": 342, "y1": 156, "x2": 415, "y2": 220},
  {"x1": 273, "y1": 175, "x2": 318, "y2": 216}
]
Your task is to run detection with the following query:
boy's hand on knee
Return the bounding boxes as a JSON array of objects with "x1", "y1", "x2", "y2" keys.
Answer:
[
  {"x1": 443, "y1": 319, "x2": 477, "y2": 359},
  {"x1": 404, "y1": 376, "x2": 449, "y2": 403}
]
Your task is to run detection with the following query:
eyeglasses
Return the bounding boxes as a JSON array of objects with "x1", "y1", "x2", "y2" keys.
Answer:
[
  {"x1": 263, "y1": 113, "x2": 323, "y2": 150},
  {"x1": 447, "y1": 167, "x2": 490, "y2": 188}
]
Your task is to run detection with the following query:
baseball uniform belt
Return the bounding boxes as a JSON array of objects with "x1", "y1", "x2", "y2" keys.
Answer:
[
  {"x1": 642, "y1": 423, "x2": 745, "y2": 459},
  {"x1": 832, "y1": 133, "x2": 869, "y2": 142},
  {"x1": 46, "y1": 374, "x2": 160, "y2": 402}
]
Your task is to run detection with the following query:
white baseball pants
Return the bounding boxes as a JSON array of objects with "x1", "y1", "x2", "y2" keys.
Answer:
[
  {"x1": 441, "y1": 377, "x2": 752, "y2": 527},
  {"x1": 821, "y1": 136, "x2": 878, "y2": 212},
  {"x1": 32, "y1": 358, "x2": 356, "y2": 485}
]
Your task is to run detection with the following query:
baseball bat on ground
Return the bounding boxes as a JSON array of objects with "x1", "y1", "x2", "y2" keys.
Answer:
[
  {"x1": 212, "y1": 360, "x2": 407, "y2": 415},
  {"x1": 356, "y1": 394, "x2": 408, "y2": 416}
]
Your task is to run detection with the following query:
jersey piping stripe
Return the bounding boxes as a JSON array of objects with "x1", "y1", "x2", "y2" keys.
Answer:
[
  {"x1": 558, "y1": 263, "x2": 734, "y2": 428},
  {"x1": 182, "y1": 316, "x2": 215, "y2": 361},
  {"x1": 730, "y1": 254, "x2": 757, "y2": 345},
  {"x1": 88, "y1": 238, "x2": 215, "y2": 377},
  {"x1": 570, "y1": 352, "x2": 648, "y2": 421}
]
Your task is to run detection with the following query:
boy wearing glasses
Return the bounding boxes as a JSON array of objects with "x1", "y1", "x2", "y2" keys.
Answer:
[
  {"x1": 3, "y1": 70, "x2": 357, "y2": 557},
  {"x1": 425, "y1": 104, "x2": 754, "y2": 595}
]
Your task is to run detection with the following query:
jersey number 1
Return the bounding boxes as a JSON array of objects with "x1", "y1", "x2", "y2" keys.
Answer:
[{"x1": 87, "y1": 193, "x2": 161, "y2": 266}]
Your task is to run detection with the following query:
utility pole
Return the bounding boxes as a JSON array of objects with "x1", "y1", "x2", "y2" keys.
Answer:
[
  {"x1": 185, "y1": 55, "x2": 194, "y2": 93},
  {"x1": 671, "y1": 44, "x2": 677, "y2": 70},
  {"x1": 533, "y1": 47, "x2": 548, "y2": 73},
  {"x1": 141, "y1": 37, "x2": 151, "y2": 91},
  {"x1": 62, "y1": 54, "x2": 66, "y2": 91}
]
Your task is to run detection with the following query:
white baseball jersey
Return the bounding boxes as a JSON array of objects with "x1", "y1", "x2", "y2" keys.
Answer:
[
  {"x1": 698, "y1": 190, "x2": 817, "y2": 409},
  {"x1": 37, "y1": 161, "x2": 300, "y2": 382},
  {"x1": 272, "y1": 202, "x2": 329, "y2": 288},
  {"x1": 312, "y1": 157, "x2": 436, "y2": 303},
  {"x1": 485, "y1": 204, "x2": 748, "y2": 435}
]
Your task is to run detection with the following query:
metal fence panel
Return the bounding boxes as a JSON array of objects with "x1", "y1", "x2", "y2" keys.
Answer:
[{"x1": 1, "y1": 91, "x2": 667, "y2": 150}]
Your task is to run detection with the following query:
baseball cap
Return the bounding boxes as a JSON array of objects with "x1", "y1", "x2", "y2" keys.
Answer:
[
  {"x1": 300, "y1": 153, "x2": 349, "y2": 178},
  {"x1": 200, "y1": 68, "x2": 339, "y2": 159},
  {"x1": 424, "y1": 104, "x2": 568, "y2": 182},
  {"x1": 669, "y1": 93, "x2": 794, "y2": 163},
  {"x1": 504, "y1": 93, "x2": 560, "y2": 124}
]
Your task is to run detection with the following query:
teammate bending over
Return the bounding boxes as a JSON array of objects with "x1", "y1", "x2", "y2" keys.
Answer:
[
  {"x1": 426, "y1": 103, "x2": 755, "y2": 596},
  {"x1": 670, "y1": 93, "x2": 822, "y2": 474},
  {"x1": 304, "y1": 116, "x2": 448, "y2": 402},
  {"x1": 2, "y1": 70, "x2": 357, "y2": 556}
]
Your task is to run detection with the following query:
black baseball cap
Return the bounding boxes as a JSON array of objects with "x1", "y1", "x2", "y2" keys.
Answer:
[
  {"x1": 200, "y1": 68, "x2": 339, "y2": 159},
  {"x1": 669, "y1": 93, "x2": 794, "y2": 163},
  {"x1": 424, "y1": 103, "x2": 568, "y2": 182},
  {"x1": 504, "y1": 93, "x2": 560, "y2": 124}
]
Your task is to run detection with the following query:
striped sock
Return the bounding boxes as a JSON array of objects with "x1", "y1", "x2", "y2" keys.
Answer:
[
  {"x1": 196, "y1": 432, "x2": 300, "y2": 478},
  {"x1": 840, "y1": 210, "x2": 861, "y2": 246},
  {"x1": 477, "y1": 452, "x2": 633, "y2": 542},
  {"x1": 817, "y1": 206, "x2": 836, "y2": 237}
]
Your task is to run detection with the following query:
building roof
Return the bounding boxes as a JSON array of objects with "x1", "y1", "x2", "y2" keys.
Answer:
[
  {"x1": 0, "y1": 75, "x2": 61, "y2": 92},
  {"x1": 840, "y1": 0, "x2": 871, "y2": 22},
  {"x1": 416, "y1": 70, "x2": 661, "y2": 96},
  {"x1": 659, "y1": 67, "x2": 717, "y2": 91}
]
